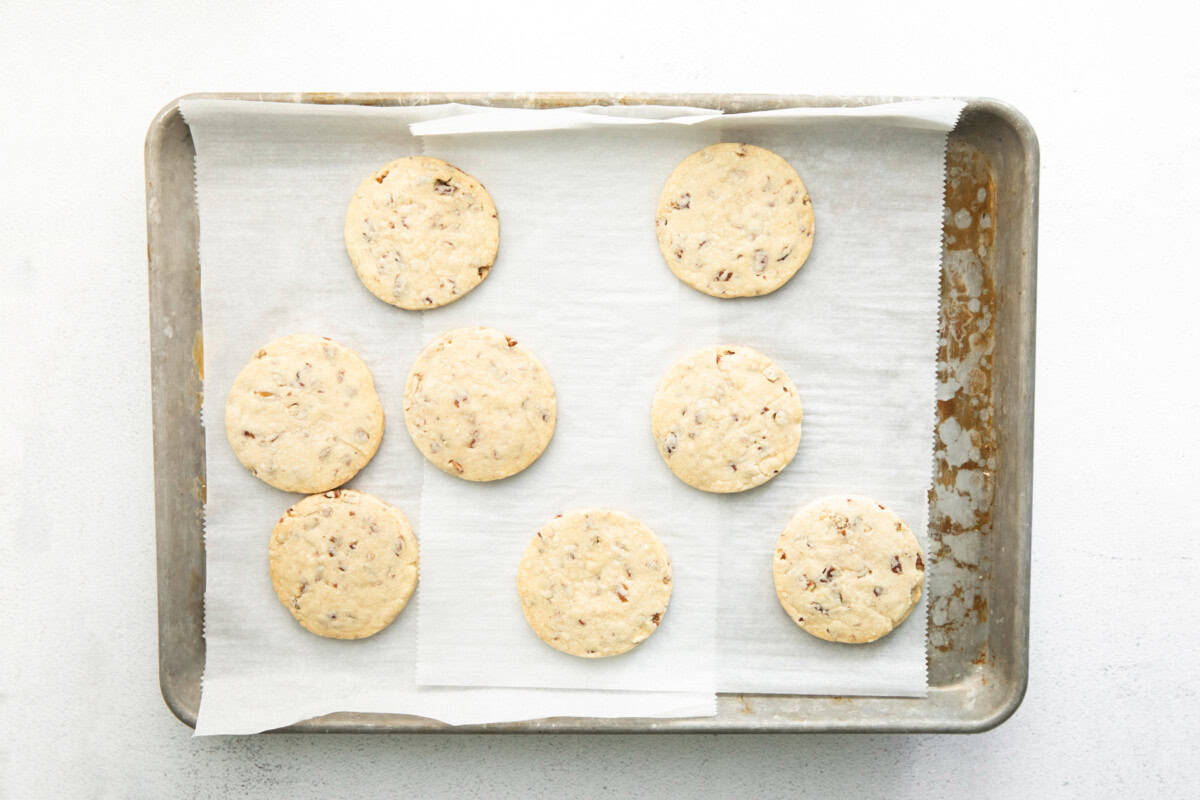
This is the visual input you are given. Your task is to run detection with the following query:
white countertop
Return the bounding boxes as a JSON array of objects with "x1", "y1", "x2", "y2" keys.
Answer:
[{"x1": 2, "y1": 1, "x2": 1196, "y2": 796}]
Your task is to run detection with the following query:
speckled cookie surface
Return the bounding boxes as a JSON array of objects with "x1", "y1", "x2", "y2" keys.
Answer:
[
  {"x1": 403, "y1": 327, "x2": 556, "y2": 481},
  {"x1": 517, "y1": 510, "x2": 672, "y2": 658},
  {"x1": 224, "y1": 334, "x2": 384, "y2": 494},
  {"x1": 269, "y1": 490, "x2": 419, "y2": 640},
  {"x1": 344, "y1": 156, "x2": 499, "y2": 310},
  {"x1": 655, "y1": 143, "x2": 814, "y2": 298},
  {"x1": 773, "y1": 495, "x2": 925, "y2": 644},
  {"x1": 651, "y1": 345, "x2": 802, "y2": 493}
]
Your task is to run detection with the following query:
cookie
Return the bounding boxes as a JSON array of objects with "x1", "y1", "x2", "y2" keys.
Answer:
[
  {"x1": 773, "y1": 495, "x2": 925, "y2": 644},
  {"x1": 344, "y1": 156, "x2": 499, "y2": 310},
  {"x1": 403, "y1": 327, "x2": 556, "y2": 481},
  {"x1": 655, "y1": 143, "x2": 814, "y2": 298},
  {"x1": 269, "y1": 489, "x2": 418, "y2": 640},
  {"x1": 651, "y1": 344, "x2": 802, "y2": 493},
  {"x1": 517, "y1": 509, "x2": 672, "y2": 658},
  {"x1": 225, "y1": 334, "x2": 384, "y2": 494}
]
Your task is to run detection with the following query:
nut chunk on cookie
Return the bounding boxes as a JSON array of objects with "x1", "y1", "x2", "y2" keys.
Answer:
[
  {"x1": 403, "y1": 327, "x2": 556, "y2": 481},
  {"x1": 773, "y1": 495, "x2": 925, "y2": 644},
  {"x1": 270, "y1": 490, "x2": 418, "y2": 640},
  {"x1": 345, "y1": 156, "x2": 500, "y2": 310},
  {"x1": 651, "y1": 344, "x2": 802, "y2": 493},
  {"x1": 517, "y1": 510, "x2": 673, "y2": 658},
  {"x1": 655, "y1": 143, "x2": 814, "y2": 298},
  {"x1": 224, "y1": 334, "x2": 384, "y2": 493}
]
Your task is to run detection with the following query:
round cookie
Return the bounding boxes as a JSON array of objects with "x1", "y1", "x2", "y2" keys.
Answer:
[
  {"x1": 225, "y1": 334, "x2": 384, "y2": 494},
  {"x1": 269, "y1": 489, "x2": 418, "y2": 640},
  {"x1": 651, "y1": 344, "x2": 802, "y2": 493},
  {"x1": 345, "y1": 156, "x2": 499, "y2": 310},
  {"x1": 773, "y1": 495, "x2": 925, "y2": 644},
  {"x1": 655, "y1": 142, "x2": 814, "y2": 298},
  {"x1": 403, "y1": 327, "x2": 556, "y2": 482},
  {"x1": 517, "y1": 509, "x2": 672, "y2": 658}
]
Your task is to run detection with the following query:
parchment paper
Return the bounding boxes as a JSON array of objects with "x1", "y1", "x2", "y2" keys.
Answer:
[
  {"x1": 183, "y1": 100, "x2": 715, "y2": 734},
  {"x1": 183, "y1": 98, "x2": 960, "y2": 733}
]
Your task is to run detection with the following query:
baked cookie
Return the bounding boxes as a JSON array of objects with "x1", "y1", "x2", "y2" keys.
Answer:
[
  {"x1": 517, "y1": 509, "x2": 672, "y2": 658},
  {"x1": 344, "y1": 156, "x2": 499, "y2": 310},
  {"x1": 403, "y1": 327, "x2": 556, "y2": 481},
  {"x1": 655, "y1": 143, "x2": 814, "y2": 298},
  {"x1": 773, "y1": 495, "x2": 925, "y2": 644},
  {"x1": 269, "y1": 489, "x2": 418, "y2": 640},
  {"x1": 225, "y1": 334, "x2": 384, "y2": 493},
  {"x1": 651, "y1": 344, "x2": 802, "y2": 493}
]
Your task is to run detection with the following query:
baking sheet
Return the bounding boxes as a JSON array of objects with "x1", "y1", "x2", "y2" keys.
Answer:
[{"x1": 181, "y1": 98, "x2": 960, "y2": 733}]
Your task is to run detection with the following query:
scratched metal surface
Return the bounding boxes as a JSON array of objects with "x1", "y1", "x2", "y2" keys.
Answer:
[
  {"x1": 928, "y1": 139, "x2": 998, "y2": 682},
  {"x1": 148, "y1": 94, "x2": 1036, "y2": 732}
]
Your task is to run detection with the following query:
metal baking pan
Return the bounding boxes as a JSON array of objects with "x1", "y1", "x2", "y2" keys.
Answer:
[{"x1": 148, "y1": 92, "x2": 1036, "y2": 733}]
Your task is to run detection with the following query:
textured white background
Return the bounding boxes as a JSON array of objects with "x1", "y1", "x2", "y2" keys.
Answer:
[{"x1": 2, "y1": 0, "x2": 1198, "y2": 796}]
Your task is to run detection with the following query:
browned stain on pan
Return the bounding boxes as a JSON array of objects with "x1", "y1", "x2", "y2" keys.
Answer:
[
  {"x1": 192, "y1": 330, "x2": 204, "y2": 381},
  {"x1": 926, "y1": 141, "x2": 998, "y2": 671},
  {"x1": 192, "y1": 331, "x2": 205, "y2": 412}
]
